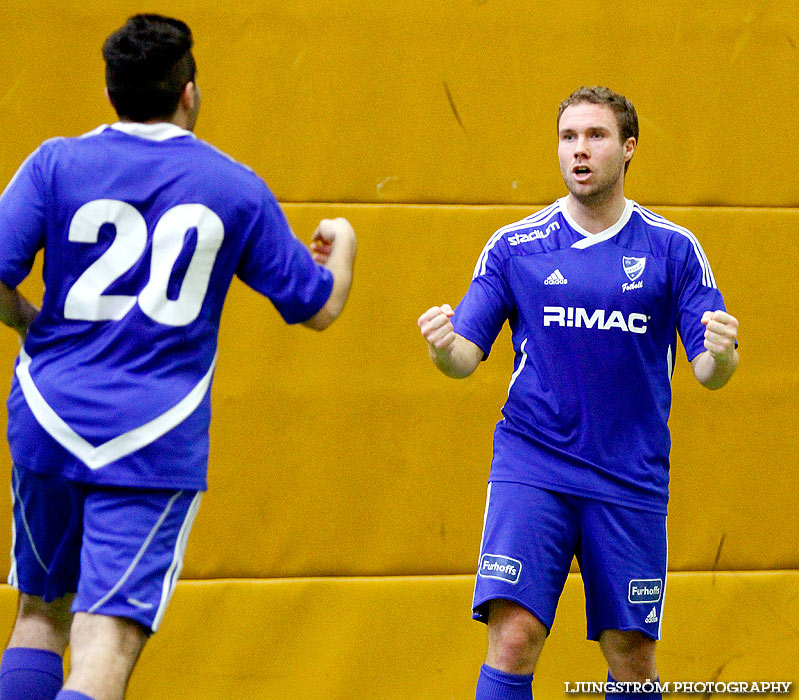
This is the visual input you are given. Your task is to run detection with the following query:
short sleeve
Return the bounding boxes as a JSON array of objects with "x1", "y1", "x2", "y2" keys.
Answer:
[
  {"x1": 452, "y1": 235, "x2": 513, "y2": 359},
  {"x1": 0, "y1": 148, "x2": 47, "y2": 288},
  {"x1": 673, "y1": 233, "x2": 726, "y2": 361},
  {"x1": 236, "y1": 191, "x2": 333, "y2": 324}
]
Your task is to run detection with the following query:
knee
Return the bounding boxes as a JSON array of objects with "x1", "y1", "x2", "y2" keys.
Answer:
[
  {"x1": 17, "y1": 594, "x2": 72, "y2": 632},
  {"x1": 8, "y1": 593, "x2": 73, "y2": 651},
  {"x1": 64, "y1": 612, "x2": 148, "y2": 694},
  {"x1": 486, "y1": 600, "x2": 547, "y2": 674},
  {"x1": 600, "y1": 630, "x2": 657, "y2": 682}
]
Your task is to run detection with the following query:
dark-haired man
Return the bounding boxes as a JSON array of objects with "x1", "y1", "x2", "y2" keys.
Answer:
[
  {"x1": 0, "y1": 14, "x2": 356, "y2": 700},
  {"x1": 418, "y1": 86, "x2": 738, "y2": 700}
]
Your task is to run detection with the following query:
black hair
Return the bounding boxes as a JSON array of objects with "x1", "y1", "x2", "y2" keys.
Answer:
[{"x1": 103, "y1": 14, "x2": 195, "y2": 122}]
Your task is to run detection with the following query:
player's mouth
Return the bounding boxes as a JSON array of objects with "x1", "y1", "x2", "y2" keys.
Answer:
[{"x1": 572, "y1": 164, "x2": 592, "y2": 182}]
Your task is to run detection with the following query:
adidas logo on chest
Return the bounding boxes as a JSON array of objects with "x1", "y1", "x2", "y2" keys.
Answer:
[{"x1": 544, "y1": 269, "x2": 568, "y2": 285}]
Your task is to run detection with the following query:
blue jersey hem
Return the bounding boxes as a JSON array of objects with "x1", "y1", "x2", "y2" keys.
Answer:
[
  {"x1": 12, "y1": 458, "x2": 209, "y2": 492},
  {"x1": 487, "y1": 477, "x2": 668, "y2": 515}
]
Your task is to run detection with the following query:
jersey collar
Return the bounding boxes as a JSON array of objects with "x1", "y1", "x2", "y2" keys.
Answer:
[
  {"x1": 560, "y1": 197, "x2": 634, "y2": 249},
  {"x1": 109, "y1": 121, "x2": 195, "y2": 142}
]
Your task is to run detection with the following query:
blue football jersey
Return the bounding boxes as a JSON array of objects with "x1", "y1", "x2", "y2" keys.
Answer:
[
  {"x1": 453, "y1": 198, "x2": 726, "y2": 513},
  {"x1": 0, "y1": 122, "x2": 333, "y2": 489}
]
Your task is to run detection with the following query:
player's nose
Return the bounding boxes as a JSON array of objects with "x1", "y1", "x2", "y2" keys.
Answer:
[{"x1": 574, "y1": 135, "x2": 590, "y2": 157}]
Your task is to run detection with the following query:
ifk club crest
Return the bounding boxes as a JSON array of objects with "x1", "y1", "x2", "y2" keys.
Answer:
[{"x1": 622, "y1": 256, "x2": 646, "y2": 282}]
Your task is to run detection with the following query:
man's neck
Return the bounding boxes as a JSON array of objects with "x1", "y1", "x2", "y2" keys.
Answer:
[{"x1": 564, "y1": 191, "x2": 627, "y2": 234}]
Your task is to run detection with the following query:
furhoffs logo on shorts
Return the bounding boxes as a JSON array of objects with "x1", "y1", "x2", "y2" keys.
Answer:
[
  {"x1": 628, "y1": 578, "x2": 663, "y2": 603},
  {"x1": 478, "y1": 554, "x2": 522, "y2": 584}
]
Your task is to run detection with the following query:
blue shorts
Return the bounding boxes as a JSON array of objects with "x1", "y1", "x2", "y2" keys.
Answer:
[
  {"x1": 8, "y1": 464, "x2": 201, "y2": 632},
  {"x1": 473, "y1": 481, "x2": 667, "y2": 641}
]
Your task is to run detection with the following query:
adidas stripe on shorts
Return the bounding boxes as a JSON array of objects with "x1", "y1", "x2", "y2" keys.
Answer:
[{"x1": 9, "y1": 464, "x2": 201, "y2": 632}]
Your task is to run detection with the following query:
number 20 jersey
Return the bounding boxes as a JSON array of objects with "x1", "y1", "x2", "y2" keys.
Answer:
[
  {"x1": 0, "y1": 123, "x2": 333, "y2": 490},
  {"x1": 452, "y1": 199, "x2": 727, "y2": 513}
]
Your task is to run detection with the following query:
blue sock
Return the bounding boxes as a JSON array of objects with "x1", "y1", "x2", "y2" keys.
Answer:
[
  {"x1": 55, "y1": 691, "x2": 96, "y2": 700},
  {"x1": 475, "y1": 664, "x2": 534, "y2": 699},
  {"x1": 605, "y1": 672, "x2": 662, "y2": 699},
  {"x1": 0, "y1": 647, "x2": 63, "y2": 700}
]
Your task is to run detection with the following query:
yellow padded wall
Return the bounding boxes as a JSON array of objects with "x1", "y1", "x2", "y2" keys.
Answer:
[
  {"x1": 0, "y1": 206, "x2": 792, "y2": 578},
  {"x1": 2, "y1": 571, "x2": 795, "y2": 699},
  {"x1": 0, "y1": 2, "x2": 797, "y2": 206}
]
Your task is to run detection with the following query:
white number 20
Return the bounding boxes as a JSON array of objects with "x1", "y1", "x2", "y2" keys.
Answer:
[{"x1": 64, "y1": 199, "x2": 224, "y2": 327}]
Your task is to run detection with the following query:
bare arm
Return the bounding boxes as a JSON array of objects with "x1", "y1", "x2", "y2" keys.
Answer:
[
  {"x1": 0, "y1": 281, "x2": 38, "y2": 342},
  {"x1": 303, "y1": 218, "x2": 357, "y2": 331},
  {"x1": 691, "y1": 309, "x2": 739, "y2": 390},
  {"x1": 418, "y1": 304, "x2": 484, "y2": 378}
]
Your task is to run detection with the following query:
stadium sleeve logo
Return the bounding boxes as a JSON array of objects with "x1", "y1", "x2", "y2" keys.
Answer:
[
  {"x1": 507, "y1": 221, "x2": 560, "y2": 246},
  {"x1": 478, "y1": 554, "x2": 522, "y2": 584}
]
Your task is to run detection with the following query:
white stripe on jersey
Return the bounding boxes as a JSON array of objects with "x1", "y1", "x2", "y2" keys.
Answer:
[
  {"x1": 473, "y1": 203, "x2": 559, "y2": 278},
  {"x1": 667, "y1": 344, "x2": 674, "y2": 382},
  {"x1": 152, "y1": 491, "x2": 202, "y2": 631},
  {"x1": 632, "y1": 205, "x2": 717, "y2": 289},
  {"x1": 507, "y1": 338, "x2": 528, "y2": 396},
  {"x1": 634, "y1": 205, "x2": 716, "y2": 287},
  {"x1": 16, "y1": 348, "x2": 218, "y2": 470}
]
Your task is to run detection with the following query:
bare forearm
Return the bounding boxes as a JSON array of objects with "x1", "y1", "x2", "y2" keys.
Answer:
[
  {"x1": 418, "y1": 305, "x2": 484, "y2": 378},
  {"x1": 0, "y1": 282, "x2": 37, "y2": 339},
  {"x1": 692, "y1": 349, "x2": 739, "y2": 390},
  {"x1": 319, "y1": 238, "x2": 356, "y2": 319},
  {"x1": 304, "y1": 220, "x2": 357, "y2": 331},
  {"x1": 428, "y1": 334, "x2": 483, "y2": 378},
  {"x1": 692, "y1": 310, "x2": 740, "y2": 390}
]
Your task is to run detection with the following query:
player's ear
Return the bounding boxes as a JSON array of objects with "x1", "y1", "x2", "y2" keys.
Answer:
[
  {"x1": 624, "y1": 137, "x2": 636, "y2": 164},
  {"x1": 179, "y1": 81, "x2": 196, "y2": 112}
]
